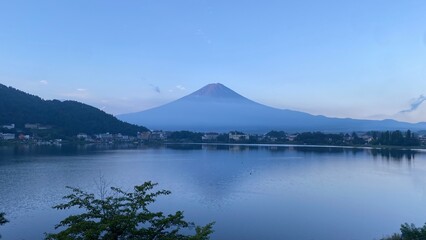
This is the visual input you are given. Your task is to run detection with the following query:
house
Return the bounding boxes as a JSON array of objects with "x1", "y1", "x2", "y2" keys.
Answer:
[
  {"x1": 25, "y1": 123, "x2": 51, "y2": 129},
  {"x1": 95, "y1": 133, "x2": 114, "y2": 141},
  {"x1": 418, "y1": 135, "x2": 426, "y2": 145},
  {"x1": 114, "y1": 133, "x2": 131, "y2": 141},
  {"x1": 138, "y1": 131, "x2": 151, "y2": 140},
  {"x1": 0, "y1": 133, "x2": 15, "y2": 140},
  {"x1": 77, "y1": 133, "x2": 89, "y2": 140},
  {"x1": 2, "y1": 124, "x2": 15, "y2": 130},
  {"x1": 25, "y1": 123, "x2": 40, "y2": 129},
  {"x1": 360, "y1": 134, "x2": 374, "y2": 143},
  {"x1": 202, "y1": 133, "x2": 219, "y2": 141},
  {"x1": 287, "y1": 134, "x2": 299, "y2": 142},
  {"x1": 150, "y1": 131, "x2": 166, "y2": 140},
  {"x1": 229, "y1": 131, "x2": 249, "y2": 141},
  {"x1": 18, "y1": 134, "x2": 30, "y2": 140}
]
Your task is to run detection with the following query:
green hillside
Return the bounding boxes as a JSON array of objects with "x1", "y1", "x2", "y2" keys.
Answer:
[{"x1": 0, "y1": 84, "x2": 148, "y2": 136}]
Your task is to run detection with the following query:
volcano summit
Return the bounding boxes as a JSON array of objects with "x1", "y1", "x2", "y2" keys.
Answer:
[{"x1": 118, "y1": 83, "x2": 426, "y2": 132}]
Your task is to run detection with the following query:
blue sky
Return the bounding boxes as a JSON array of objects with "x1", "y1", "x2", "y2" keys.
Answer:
[{"x1": 1, "y1": 0, "x2": 426, "y2": 122}]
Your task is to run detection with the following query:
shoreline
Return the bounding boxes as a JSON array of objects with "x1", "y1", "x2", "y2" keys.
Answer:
[
  {"x1": 2, "y1": 141, "x2": 425, "y2": 153},
  {"x1": 164, "y1": 142, "x2": 426, "y2": 151}
]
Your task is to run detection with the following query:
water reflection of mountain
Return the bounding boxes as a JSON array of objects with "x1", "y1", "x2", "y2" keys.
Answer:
[
  {"x1": 157, "y1": 144, "x2": 422, "y2": 206},
  {"x1": 1, "y1": 143, "x2": 424, "y2": 235},
  {"x1": 1, "y1": 147, "x2": 425, "y2": 240}
]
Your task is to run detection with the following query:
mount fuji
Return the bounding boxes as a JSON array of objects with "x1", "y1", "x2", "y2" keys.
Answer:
[{"x1": 118, "y1": 83, "x2": 426, "y2": 132}]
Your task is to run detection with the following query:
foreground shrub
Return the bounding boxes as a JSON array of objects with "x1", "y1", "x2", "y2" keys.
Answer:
[
  {"x1": 382, "y1": 223, "x2": 426, "y2": 240},
  {"x1": 0, "y1": 213, "x2": 8, "y2": 239},
  {"x1": 45, "y1": 181, "x2": 214, "y2": 240}
]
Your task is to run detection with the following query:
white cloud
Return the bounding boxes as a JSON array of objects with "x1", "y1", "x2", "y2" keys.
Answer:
[
  {"x1": 61, "y1": 88, "x2": 90, "y2": 100},
  {"x1": 176, "y1": 85, "x2": 186, "y2": 90},
  {"x1": 39, "y1": 80, "x2": 48, "y2": 85}
]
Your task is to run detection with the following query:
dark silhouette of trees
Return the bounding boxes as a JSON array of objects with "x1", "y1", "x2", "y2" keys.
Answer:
[
  {"x1": 381, "y1": 223, "x2": 426, "y2": 240},
  {"x1": 0, "y1": 84, "x2": 148, "y2": 137},
  {"x1": 350, "y1": 132, "x2": 366, "y2": 145},
  {"x1": 168, "y1": 131, "x2": 203, "y2": 143},
  {"x1": 0, "y1": 213, "x2": 8, "y2": 239},
  {"x1": 294, "y1": 132, "x2": 345, "y2": 145},
  {"x1": 216, "y1": 134, "x2": 229, "y2": 143},
  {"x1": 369, "y1": 130, "x2": 420, "y2": 146}
]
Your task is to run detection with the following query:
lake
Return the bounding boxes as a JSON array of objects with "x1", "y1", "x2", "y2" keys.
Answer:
[{"x1": 1, "y1": 144, "x2": 426, "y2": 240}]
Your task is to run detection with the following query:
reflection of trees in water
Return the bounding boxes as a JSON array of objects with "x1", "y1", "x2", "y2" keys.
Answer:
[
  {"x1": 293, "y1": 146, "x2": 344, "y2": 154},
  {"x1": 2, "y1": 143, "x2": 420, "y2": 161},
  {"x1": 265, "y1": 146, "x2": 288, "y2": 153},
  {"x1": 369, "y1": 148, "x2": 416, "y2": 161},
  {"x1": 202, "y1": 144, "x2": 352, "y2": 153},
  {"x1": 0, "y1": 143, "x2": 145, "y2": 159},
  {"x1": 165, "y1": 144, "x2": 202, "y2": 150},
  {"x1": 199, "y1": 144, "x2": 419, "y2": 162},
  {"x1": 201, "y1": 144, "x2": 367, "y2": 155},
  {"x1": 0, "y1": 144, "x2": 95, "y2": 157},
  {"x1": 269, "y1": 145, "x2": 416, "y2": 162},
  {"x1": 202, "y1": 144, "x2": 261, "y2": 151},
  {"x1": 291, "y1": 146, "x2": 366, "y2": 157},
  {"x1": 6, "y1": 143, "x2": 417, "y2": 163}
]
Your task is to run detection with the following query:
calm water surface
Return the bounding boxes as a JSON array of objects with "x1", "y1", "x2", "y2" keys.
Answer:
[{"x1": 1, "y1": 144, "x2": 426, "y2": 240}]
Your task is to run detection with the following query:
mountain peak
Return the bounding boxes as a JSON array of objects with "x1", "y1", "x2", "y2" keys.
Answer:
[
  {"x1": 186, "y1": 83, "x2": 246, "y2": 99},
  {"x1": 118, "y1": 83, "x2": 426, "y2": 133}
]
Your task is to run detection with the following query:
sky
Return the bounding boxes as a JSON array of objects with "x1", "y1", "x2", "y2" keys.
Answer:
[{"x1": 1, "y1": 0, "x2": 426, "y2": 122}]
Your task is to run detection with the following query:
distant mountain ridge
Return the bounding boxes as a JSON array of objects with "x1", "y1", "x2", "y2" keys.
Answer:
[
  {"x1": 118, "y1": 83, "x2": 426, "y2": 133},
  {"x1": 0, "y1": 84, "x2": 148, "y2": 136}
]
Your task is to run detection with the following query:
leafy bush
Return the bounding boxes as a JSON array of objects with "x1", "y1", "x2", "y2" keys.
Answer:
[
  {"x1": 0, "y1": 213, "x2": 8, "y2": 239},
  {"x1": 45, "y1": 182, "x2": 214, "y2": 240},
  {"x1": 382, "y1": 223, "x2": 426, "y2": 240},
  {"x1": 400, "y1": 223, "x2": 426, "y2": 239}
]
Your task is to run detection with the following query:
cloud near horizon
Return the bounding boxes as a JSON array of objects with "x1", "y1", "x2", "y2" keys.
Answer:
[
  {"x1": 176, "y1": 85, "x2": 186, "y2": 90},
  {"x1": 399, "y1": 95, "x2": 426, "y2": 113},
  {"x1": 61, "y1": 88, "x2": 91, "y2": 100}
]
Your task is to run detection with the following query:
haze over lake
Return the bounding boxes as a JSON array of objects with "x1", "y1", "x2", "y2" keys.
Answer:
[{"x1": 1, "y1": 144, "x2": 426, "y2": 240}]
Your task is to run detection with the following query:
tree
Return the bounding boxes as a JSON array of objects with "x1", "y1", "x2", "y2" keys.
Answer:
[
  {"x1": 45, "y1": 181, "x2": 214, "y2": 240},
  {"x1": 381, "y1": 223, "x2": 426, "y2": 240},
  {"x1": 0, "y1": 84, "x2": 148, "y2": 137},
  {"x1": 351, "y1": 132, "x2": 366, "y2": 145},
  {"x1": 0, "y1": 212, "x2": 8, "y2": 239},
  {"x1": 169, "y1": 131, "x2": 203, "y2": 143},
  {"x1": 400, "y1": 223, "x2": 426, "y2": 239}
]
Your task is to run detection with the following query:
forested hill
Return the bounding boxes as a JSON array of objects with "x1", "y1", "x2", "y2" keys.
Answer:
[{"x1": 0, "y1": 84, "x2": 148, "y2": 136}]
